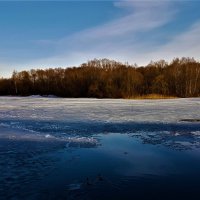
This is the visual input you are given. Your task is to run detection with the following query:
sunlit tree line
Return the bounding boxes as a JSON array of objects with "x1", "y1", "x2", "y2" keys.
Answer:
[{"x1": 0, "y1": 57, "x2": 200, "y2": 98}]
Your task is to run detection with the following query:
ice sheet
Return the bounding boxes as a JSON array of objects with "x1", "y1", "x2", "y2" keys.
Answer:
[
  {"x1": 0, "y1": 97, "x2": 199, "y2": 149},
  {"x1": 0, "y1": 97, "x2": 199, "y2": 123}
]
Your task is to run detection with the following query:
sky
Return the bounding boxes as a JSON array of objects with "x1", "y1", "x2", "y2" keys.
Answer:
[{"x1": 0, "y1": 0, "x2": 200, "y2": 77}]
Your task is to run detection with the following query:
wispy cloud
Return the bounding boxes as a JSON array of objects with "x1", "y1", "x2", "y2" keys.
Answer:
[
  {"x1": 153, "y1": 21, "x2": 200, "y2": 61},
  {"x1": 1, "y1": 0, "x2": 200, "y2": 77},
  {"x1": 129, "y1": 20, "x2": 200, "y2": 65},
  {"x1": 28, "y1": 0, "x2": 175, "y2": 67}
]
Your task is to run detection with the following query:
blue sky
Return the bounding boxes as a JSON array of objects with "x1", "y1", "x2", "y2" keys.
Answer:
[{"x1": 0, "y1": 0, "x2": 200, "y2": 77}]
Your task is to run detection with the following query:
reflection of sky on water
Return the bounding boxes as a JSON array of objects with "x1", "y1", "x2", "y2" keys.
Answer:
[
  {"x1": 0, "y1": 119, "x2": 200, "y2": 150},
  {"x1": 1, "y1": 126, "x2": 200, "y2": 199},
  {"x1": 99, "y1": 133, "x2": 200, "y2": 177}
]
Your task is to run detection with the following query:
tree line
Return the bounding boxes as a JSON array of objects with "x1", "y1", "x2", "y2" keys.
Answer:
[{"x1": 0, "y1": 57, "x2": 200, "y2": 98}]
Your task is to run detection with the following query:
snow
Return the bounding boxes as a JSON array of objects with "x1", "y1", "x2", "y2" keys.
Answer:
[
  {"x1": 0, "y1": 97, "x2": 199, "y2": 123},
  {"x1": 0, "y1": 97, "x2": 199, "y2": 149}
]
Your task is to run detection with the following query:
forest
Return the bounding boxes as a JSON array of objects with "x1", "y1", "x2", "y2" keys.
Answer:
[{"x1": 0, "y1": 57, "x2": 200, "y2": 98}]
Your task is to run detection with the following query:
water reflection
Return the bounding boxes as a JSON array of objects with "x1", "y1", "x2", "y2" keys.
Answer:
[
  {"x1": 1, "y1": 119, "x2": 200, "y2": 150},
  {"x1": 1, "y1": 120, "x2": 200, "y2": 199}
]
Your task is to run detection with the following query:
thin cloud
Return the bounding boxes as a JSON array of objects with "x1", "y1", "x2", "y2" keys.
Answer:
[
  {"x1": 57, "y1": 1, "x2": 174, "y2": 47},
  {"x1": 1, "y1": 0, "x2": 199, "y2": 76},
  {"x1": 147, "y1": 21, "x2": 200, "y2": 63},
  {"x1": 0, "y1": 63, "x2": 13, "y2": 78},
  {"x1": 28, "y1": 0, "x2": 175, "y2": 68}
]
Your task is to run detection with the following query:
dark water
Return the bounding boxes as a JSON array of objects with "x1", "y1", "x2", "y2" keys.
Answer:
[
  {"x1": 0, "y1": 97, "x2": 200, "y2": 199},
  {"x1": 1, "y1": 122, "x2": 200, "y2": 200}
]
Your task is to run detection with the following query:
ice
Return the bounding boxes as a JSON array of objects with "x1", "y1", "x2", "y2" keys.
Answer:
[
  {"x1": 0, "y1": 97, "x2": 199, "y2": 123},
  {"x1": 67, "y1": 183, "x2": 82, "y2": 191},
  {"x1": 0, "y1": 97, "x2": 199, "y2": 149},
  {"x1": 191, "y1": 131, "x2": 200, "y2": 136},
  {"x1": 45, "y1": 134, "x2": 54, "y2": 138},
  {"x1": 65, "y1": 137, "x2": 98, "y2": 148}
]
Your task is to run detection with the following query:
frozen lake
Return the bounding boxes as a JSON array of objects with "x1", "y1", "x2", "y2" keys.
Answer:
[{"x1": 0, "y1": 97, "x2": 200, "y2": 199}]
